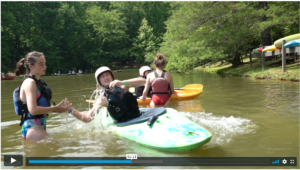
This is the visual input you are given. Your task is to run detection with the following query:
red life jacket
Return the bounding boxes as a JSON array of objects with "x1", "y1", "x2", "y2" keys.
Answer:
[{"x1": 150, "y1": 70, "x2": 171, "y2": 96}]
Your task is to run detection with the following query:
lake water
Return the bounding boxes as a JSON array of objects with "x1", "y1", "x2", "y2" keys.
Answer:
[{"x1": 1, "y1": 70, "x2": 299, "y2": 169}]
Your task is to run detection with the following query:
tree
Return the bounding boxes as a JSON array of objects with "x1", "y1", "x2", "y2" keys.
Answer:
[
  {"x1": 110, "y1": 2, "x2": 172, "y2": 67},
  {"x1": 160, "y1": 2, "x2": 254, "y2": 71},
  {"x1": 159, "y1": 2, "x2": 299, "y2": 72},
  {"x1": 132, "y1": 18, "x2": 159, "y2": 64},
  {"x1": 86, "y1": 5, "x2": 128, "y2": 67}
]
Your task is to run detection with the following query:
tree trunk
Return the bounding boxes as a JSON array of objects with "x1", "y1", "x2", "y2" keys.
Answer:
[
  {"x1": 228, "y1": 54, "x2": 243, "y2": 67},
  {"x1": 15, "y1": 34, "x2": 20, "y2": 65},
  {"x1": 130, "y1": 52, "x2": 133, "y2": 68}
]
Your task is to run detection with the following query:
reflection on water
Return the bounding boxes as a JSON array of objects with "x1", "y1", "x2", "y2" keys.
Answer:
[{"x1": 1, "y1": 72, "x2": 299, "y2": 169}]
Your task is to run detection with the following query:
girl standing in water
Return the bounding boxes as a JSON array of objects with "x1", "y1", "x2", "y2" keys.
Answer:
[{"x1": 14, "y1": 51, "x2": 72, "y2": 142}]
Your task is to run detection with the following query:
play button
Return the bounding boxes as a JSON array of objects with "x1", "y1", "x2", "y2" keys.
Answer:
[
  {"x1": 11, "y1": 158, "x2": 16, "y2": 163},
  {"x1": 4, "y1": 155, "x2": 23, "y2": 166}
]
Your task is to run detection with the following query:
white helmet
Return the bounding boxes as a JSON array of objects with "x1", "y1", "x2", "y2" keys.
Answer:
[
  {"x1": 95, "y1": 66, "x2": 114, "y2": 86},
  {"x1": 139, "y1": 66, "x2": 152, "y2": 77}
]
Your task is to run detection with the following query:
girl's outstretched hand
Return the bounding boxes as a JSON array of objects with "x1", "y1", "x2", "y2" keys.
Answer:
[
  {"x1": 56, "y1": 98, "x2": 72, "y2": 113},
  {"x1": 109, "y1": 80, "x2": 121, "y2": 88}
]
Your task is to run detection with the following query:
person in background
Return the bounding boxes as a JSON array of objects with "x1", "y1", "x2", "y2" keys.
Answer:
[
  {"x1": 14, "y1": 51, "x2": 72, "y2": 142},
  {"x1": 108, "y1": 66, "x2": 153, "y2": 98},
  {"x1": 134, "y1": 66, "x2": 152, "y2": 98},
  {"x1": 140, "y1": 53, "x2": 174, "y2": 107},
  {"x1": 72, "y1": 70, "x2": 75, "y2": 74}
]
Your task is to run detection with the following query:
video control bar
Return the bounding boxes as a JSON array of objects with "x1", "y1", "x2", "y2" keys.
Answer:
[{"x1": 26, "y1": 157, "x2": 297, "y2": 166}]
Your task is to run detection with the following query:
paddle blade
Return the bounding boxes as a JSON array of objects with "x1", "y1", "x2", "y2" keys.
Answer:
[
  {"x1": 181, "y1": 84, "x2": 203, "y2": 90},
  {"x1": 129, "y1": 87, "x2": 135, "y2": 93},
  {"x1": 86, "y1": 100, "x2": 95, "y2": 104}
]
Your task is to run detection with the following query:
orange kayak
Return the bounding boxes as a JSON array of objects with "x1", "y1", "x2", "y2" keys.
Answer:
[{"x1": 86, "y1": 84, "x2": 203, "y2": 105}]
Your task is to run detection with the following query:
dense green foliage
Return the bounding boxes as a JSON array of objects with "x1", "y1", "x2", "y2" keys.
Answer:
[
  {"x1": 1, "y1": 2, "x2": 171, "y2": 74},
  {"x1": 1, "y1": 2, "x2": 298, "y2": 74},
  {"x1": 159, "y1": 2, "x2": 299, "y2": 72}
]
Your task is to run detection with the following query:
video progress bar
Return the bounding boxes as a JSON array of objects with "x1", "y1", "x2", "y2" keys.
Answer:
[
  {"x1": 29, "y1": 160, "x2": 161, "y2": 164},
  {"x1": 27, "y1": 158, "x2": 162, "y2": 166},
  {"x1": 26, "y1": 157, "x2": 297, "y2": 166}
]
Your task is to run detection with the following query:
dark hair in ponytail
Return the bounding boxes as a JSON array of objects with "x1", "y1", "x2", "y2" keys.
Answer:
[
  {"x1": 15, "y1": 51, "x2": 44, "y2": 76},
  {"x1": 154, "y1": 53, "x2": 167, "y2": 69}
]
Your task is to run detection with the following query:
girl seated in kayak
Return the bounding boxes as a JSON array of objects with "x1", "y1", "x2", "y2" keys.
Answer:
[
  {"x1": 108, "y1": 66, "x2": 152, "y2": 98},
  {"x1": 69, "y1": 66, "x2": 141, "y2": 123},
  {"x1": 14, "y1": 51, "x2": 72, "y2": 142},
  {"x1": 135, "y1": 66, "x2": 152, "y2": 98},
  {"x1": 140, "y1": 53, "x2": 174, "y2": 107}
]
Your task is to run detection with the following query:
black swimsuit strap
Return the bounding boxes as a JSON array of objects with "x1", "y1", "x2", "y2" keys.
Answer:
[
  {"x1": 161, "y1": 70, "x2": 166, "y2": 78},
  {"x1": 154, "y1": 70, "x2": 166, "y2": 78}
]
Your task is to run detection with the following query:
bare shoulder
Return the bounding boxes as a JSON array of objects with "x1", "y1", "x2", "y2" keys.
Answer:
[
  {"x1": 164, "y1": 71, "x2": 173, "y2": 78},
  {"x1": 147, "y1": 72, "x2": 155, "y2": 80},
  {"x1": 164, "y1": 71, "x2": 173, "y2": 82},
  {"x1": 22, "y1": 78, "x2": 36, "y2": 88},
  {"x1": 165, "y1": 71, "x2": 172, "y2": 77},
  {"x1": 148, "y1": 72, "x2": 155, "y2": 77}
]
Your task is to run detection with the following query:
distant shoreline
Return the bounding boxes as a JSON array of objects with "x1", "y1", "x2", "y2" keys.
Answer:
[{"x1": 195, "y1": 56, "x2": 300, "y2": 82}]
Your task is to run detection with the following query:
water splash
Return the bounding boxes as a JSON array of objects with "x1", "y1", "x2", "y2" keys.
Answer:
[
  {"x1": 182, "y1": 111, "x2": 257, "y2": 146},
  {"x1": 1, "y1": 120, "x2": 20, "y2": 128},
  {"x1": 88, "y1": 89, "x2": 105, "y2": 110}
]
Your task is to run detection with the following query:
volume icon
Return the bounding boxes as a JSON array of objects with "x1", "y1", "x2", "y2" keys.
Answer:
[{"x1": 272, "y1": 160, "x2": 279, "y2": 164}]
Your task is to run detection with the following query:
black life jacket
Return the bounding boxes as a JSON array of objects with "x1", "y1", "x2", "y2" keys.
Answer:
[
  {"x1": 135, "y1": 76, "x2": 151, "y2": 98},
  {"x1": 13, "y1": 75, "x2": 52, "y2": 126},
  {"x1": 105, "y1": 86, "x2": 141, "y2": 123}
]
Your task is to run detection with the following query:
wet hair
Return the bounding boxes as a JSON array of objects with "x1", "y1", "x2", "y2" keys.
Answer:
[
  {"x1": 154, "y1": 53, "x2": 167, "y2": 69},
  {"x1": 15, "y1": 51, "x2": 44, "y2": 76}
]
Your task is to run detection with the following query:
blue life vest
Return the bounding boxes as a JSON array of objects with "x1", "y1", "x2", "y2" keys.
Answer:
[{"x1": 13, "y1": 75, "x2": 52, "y2": 126}]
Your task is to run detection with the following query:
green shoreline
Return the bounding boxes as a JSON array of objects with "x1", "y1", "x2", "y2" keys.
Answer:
[{"x1": 194, "y1": 56, "x2": 300, "y2": 82}]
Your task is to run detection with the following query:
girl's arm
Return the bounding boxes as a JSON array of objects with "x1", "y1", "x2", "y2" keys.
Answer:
[
  {"x1": 109, "y1": 78, "x2": 146, "y2": 88},
  {"x1": 23, "y1": 79, "x2": 71, "y2": 115},
  {"x1": 71, "y1": 107, "x2": 95, "y2": 123},
  {"x1": 141, "y1": 75, "x2": 151, "y2": 99},
  {"x1": 169, "y1": 74, "x2": 174, "y2": 94},
  {"x1": 73, "y1": 97, "x2": 107, "y2": 123},
  {"x1": 70, "y1": 97, "x2": 102, "y2": 123}
]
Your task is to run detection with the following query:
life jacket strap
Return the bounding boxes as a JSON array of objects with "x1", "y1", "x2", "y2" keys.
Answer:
[
  {"x1": 19, "y1": 113, "x2": 47, "y2": 126},
  {"x1": 150, "y1": 91, "x2": 170, "y2": 95},
  {"x1": 154, "y1": 70, "x2": 166, "y2": 78}
]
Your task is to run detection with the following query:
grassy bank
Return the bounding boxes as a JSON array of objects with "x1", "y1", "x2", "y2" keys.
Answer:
[{"x1": 195, "y1": 56, "x2": 300, "y2": 82}]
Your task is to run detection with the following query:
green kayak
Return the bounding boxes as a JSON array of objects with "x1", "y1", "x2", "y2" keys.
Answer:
[{"x1": 93, "y1": 107, "x2": 212, "y2": 152}]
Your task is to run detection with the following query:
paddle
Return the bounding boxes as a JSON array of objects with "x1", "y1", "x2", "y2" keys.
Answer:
[
  {"x1": 128, "y1": 84, "x2": 203, "y2": 93},
  {"x1": 174, "y1": 84, "x2": 203, "y2": 90},
  {"x1": 87, "y1": 84, "x2": 203, "y2": 104}
]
